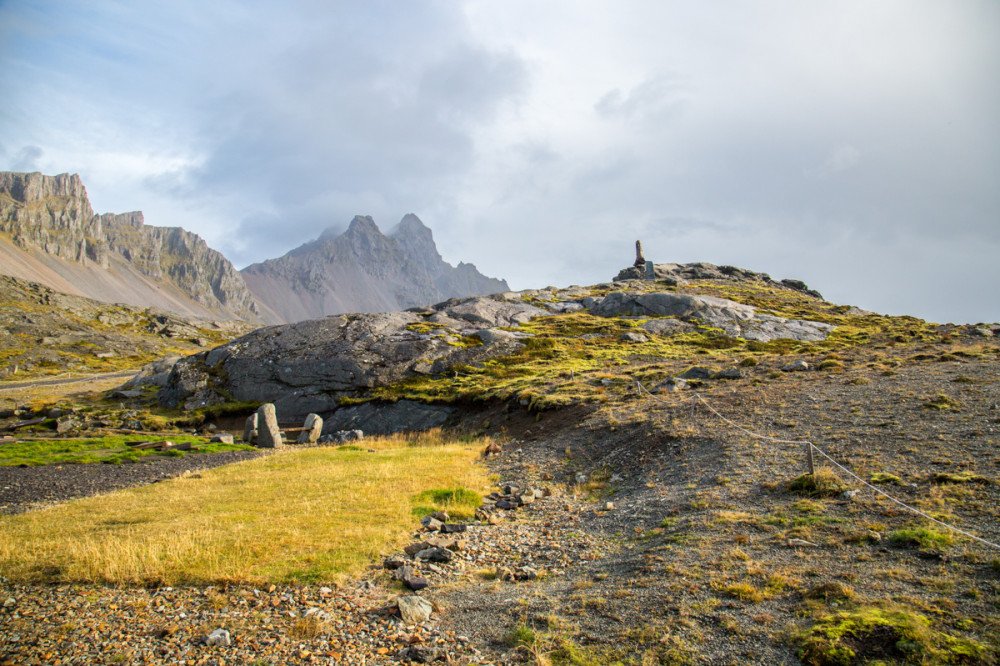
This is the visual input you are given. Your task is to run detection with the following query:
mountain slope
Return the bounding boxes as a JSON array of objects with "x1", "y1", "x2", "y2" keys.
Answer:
[
  {"x1": 241, "y1": 214, "x2": 508, "y2": 323},
  {"x1": 0, "y1": 171, "x2": 261, "y2": 321}
]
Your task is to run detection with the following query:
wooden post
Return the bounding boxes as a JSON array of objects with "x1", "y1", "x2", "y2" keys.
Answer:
[{"x1": 806, "y1": 442, "x2": 815, "y2": 476}]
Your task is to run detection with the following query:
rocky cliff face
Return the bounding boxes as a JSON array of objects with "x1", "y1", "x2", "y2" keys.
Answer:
[
  {"x1": 241, "y1": 214, "x2": 508, "y2": 323},
  {"x1": 0, "y1": 171, "x2": 260, "y2": 321}
]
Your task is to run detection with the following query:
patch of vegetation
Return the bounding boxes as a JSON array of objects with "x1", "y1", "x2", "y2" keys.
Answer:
[
  {"x1": 889, "y1": 526, "x2": 956, "y2": 550},
  {"x1": 929, "y1": 472, "x2": 991, "y2": 485},
  {"x1": 0, "y1": 432, "x2": 492, "y2": 585},
  {"x1": 804, "y1": 582, "x2": 856, "y2": 604},
  {"x1": 923, "y1": 394, "x2": 964, "y2": 411},
  {"x1": 0, "y1": 435, "x2": 252, "y2": 466},
  {"x1": 793, "y1": 604, "x2": 995, "y2": 666},
  {"x1": 411, "y1": 486, "x2": 483, "y2": 520},
  {"x1": 787, "y1": 469, "x2": 850, "y2": 498},
  {"x1": 869, "y1": 472, "x2": 903, "y2": 485}
]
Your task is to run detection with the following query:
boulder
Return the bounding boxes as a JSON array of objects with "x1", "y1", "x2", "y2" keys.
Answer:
[
  {"x1": 256, "y1": 403, "x2": 283, "y2": 448},
  {"x1": 397, "y1": 596, "x2": 434, "y2": 624},
  {"x1": 297, "y1": 413, "x2": 323, "y2": 444},
  {"x1": 210, "y1": 433, "x2": 235, "y2": 444}
]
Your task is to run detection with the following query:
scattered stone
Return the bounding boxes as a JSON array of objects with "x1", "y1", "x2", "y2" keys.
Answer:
[
  {"x1": 210, "y1": 433, "x2": 234, "y2": 444},
  {"x1": 495, "y1": 500, "x2": 518, "y2": 510},
  {"x1": 678, "y1": 367, "x2": 713, "y2": 380},
  {"x1": 420, "y1": 516, "x2": 444, "y2": 532},
  {"x1": 604, "y1": 501, "x2": 615, "y2": 511},
  {"x1": 656, "y1": 377, "x2": 688, "y2": 392},
  {"x1": 430, "y1": 510, "x2": 450, "y2": 522},
  {"x1": 714, "y1": 368, "x2": 744, "y2": 380},
  {"x1": 782, "y1": 360, "x2": 810, "y2": 372},
  {"x1": 404, "y1": 542, "x2": 431, "y2": 558},
  {"x1": 399, "y1": 645, "x2": 445, "y2": 663},
  {"x1": 416, "y1": 547, "x2": 455, "y2": 563},
  {"x1": 397, "y1": 596, "x2": 434, "y2": 625},
  {"x1": 205, "y1": 628, "x2": 231, "y2": 646},
  {"x1": 440, "y1": 523, "x2": 467, "y2": 534},
  {"x1": 394, "y1": 566, "x2": 429, "y2": 591},
  {"x1": 55, "y1": 417, "x2": 81, "y2": 434},
  {"x1": 517, "y1": 492, "x2": 535, "y2": 506},
  {"x1": 787, "y1": 538, "x2": 818, "y2": 548},
  {"x1": 482, "y1": 441, "x2": 502, "y2": 458},
  {"x1": 384, "y1": 556, "x2": 407, "y2": 570}
]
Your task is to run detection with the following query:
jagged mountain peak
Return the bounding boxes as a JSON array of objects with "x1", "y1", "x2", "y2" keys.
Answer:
[
  {"x1": 240, "y1": 214, "x2": 509, "y2": 323},
  {"x1": 390, "y1": 213, "x2": 430, "y2": 235},
  {"x1": 345, "y1": 214, "x2": 380, "y2": 236}
]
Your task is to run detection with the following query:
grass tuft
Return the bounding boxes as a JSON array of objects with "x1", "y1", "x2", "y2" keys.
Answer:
[{"x1": 787, "y1": 469, "x2": 850, "y2": 498}]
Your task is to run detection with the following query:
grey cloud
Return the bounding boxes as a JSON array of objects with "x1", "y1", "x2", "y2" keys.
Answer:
[{"x1": 10, "y1": 145, "x2": 43, "y2": 171}]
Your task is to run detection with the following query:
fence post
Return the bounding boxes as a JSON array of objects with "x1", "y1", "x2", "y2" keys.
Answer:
[{"x1": 806, "y1": 442, "x2": 815, "y2": 476}]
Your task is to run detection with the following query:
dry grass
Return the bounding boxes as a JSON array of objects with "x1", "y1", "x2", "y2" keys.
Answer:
[{"x1": 0, "y1": 430, "x2": 491, "y2": 585}]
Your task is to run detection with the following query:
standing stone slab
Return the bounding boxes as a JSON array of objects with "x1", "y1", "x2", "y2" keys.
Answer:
[
  {"x1": 256, "y1": 403, "x2": 283, "y2": 448},
  {"x1": 243, "y1": 413, "x2": 258, "y2": 443},
  {"x1": 297, "y1": 413, "x2": 323, "y2": 444}
]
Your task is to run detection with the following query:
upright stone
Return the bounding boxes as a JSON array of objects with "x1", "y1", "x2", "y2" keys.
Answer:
[
  {"x1": 297, "y1": 413, "x2": 323, "y2": 444},
  {"x1": 243, "y1": 413, "x2": 258, "y2": 443},
  {"x1": 256, "y1": 403, "x2": 283, "y2": 448},
  {"x1": 634, "y1": 240, "x2": 646, "y2": 267},
  {"x1": 644, "y1": 260, "x2": 655, "y2": 280}
]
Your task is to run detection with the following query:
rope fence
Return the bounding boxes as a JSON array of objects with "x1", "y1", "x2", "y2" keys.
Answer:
[{"x1": 636, "y1": 381, "x2": 1000, "y2": 551}]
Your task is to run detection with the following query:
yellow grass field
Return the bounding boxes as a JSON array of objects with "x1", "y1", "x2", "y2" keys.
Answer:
[{"x1": 0, "y1": 431, "x2": 491, "y2": 585}]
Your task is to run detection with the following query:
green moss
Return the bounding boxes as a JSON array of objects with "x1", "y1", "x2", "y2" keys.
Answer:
[
  {"x1": 794, "y1": 604, "x2": 995, "y2": 665},
  {"x1": 869, "y1": 472, "x2": 903, "y2": 485},
  {"x1": 929, "y1": 472, "x2": 991, "y2": 485},
  {"x1": 889, "y1": 526, "x2": 955, "y2": 550}
]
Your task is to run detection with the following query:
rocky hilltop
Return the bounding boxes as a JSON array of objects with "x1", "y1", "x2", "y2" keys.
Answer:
[
  {"x1": 159, "y1": 262, "x2": 853, "y2": 431},
  {"x1": 240, "y1": 214, "x2": 508, "y2": 324},
  {"x1": 0, "y1": 171, "x2": 260, "y2": 321}
]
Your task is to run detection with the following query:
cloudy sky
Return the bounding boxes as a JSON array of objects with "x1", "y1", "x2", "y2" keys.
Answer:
[{"x1": 2, "y1": 1, "x2": 997, "y2": 323}]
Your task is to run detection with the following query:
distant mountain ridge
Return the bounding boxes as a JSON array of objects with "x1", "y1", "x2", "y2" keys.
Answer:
[
  {"x1": 0, "y1": 171, "x2": 260, "y2": 321},
  {"x1": 241, "y1": 214, "x2": 509, "y2": 323}
]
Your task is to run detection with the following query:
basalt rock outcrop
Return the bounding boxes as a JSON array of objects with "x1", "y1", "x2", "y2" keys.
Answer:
[
  {"x1": 240, "y1": 214, "x2": 509, "y2": 324},
  {"x1": 0, "y1": 171, "x2": 260, "y2": 321},
  {"x1": 614, "y1": 261, "x2": 824, "y2": 299},
  {"x1": 158, "y1": 274, "x2": 835, "y2": 429},
  {"x1": 158, "y1": 296, "x2": 545, "y2": 423},
  {"x1": 590, "y1": 290, "x2": 834, "y2": 342}
]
